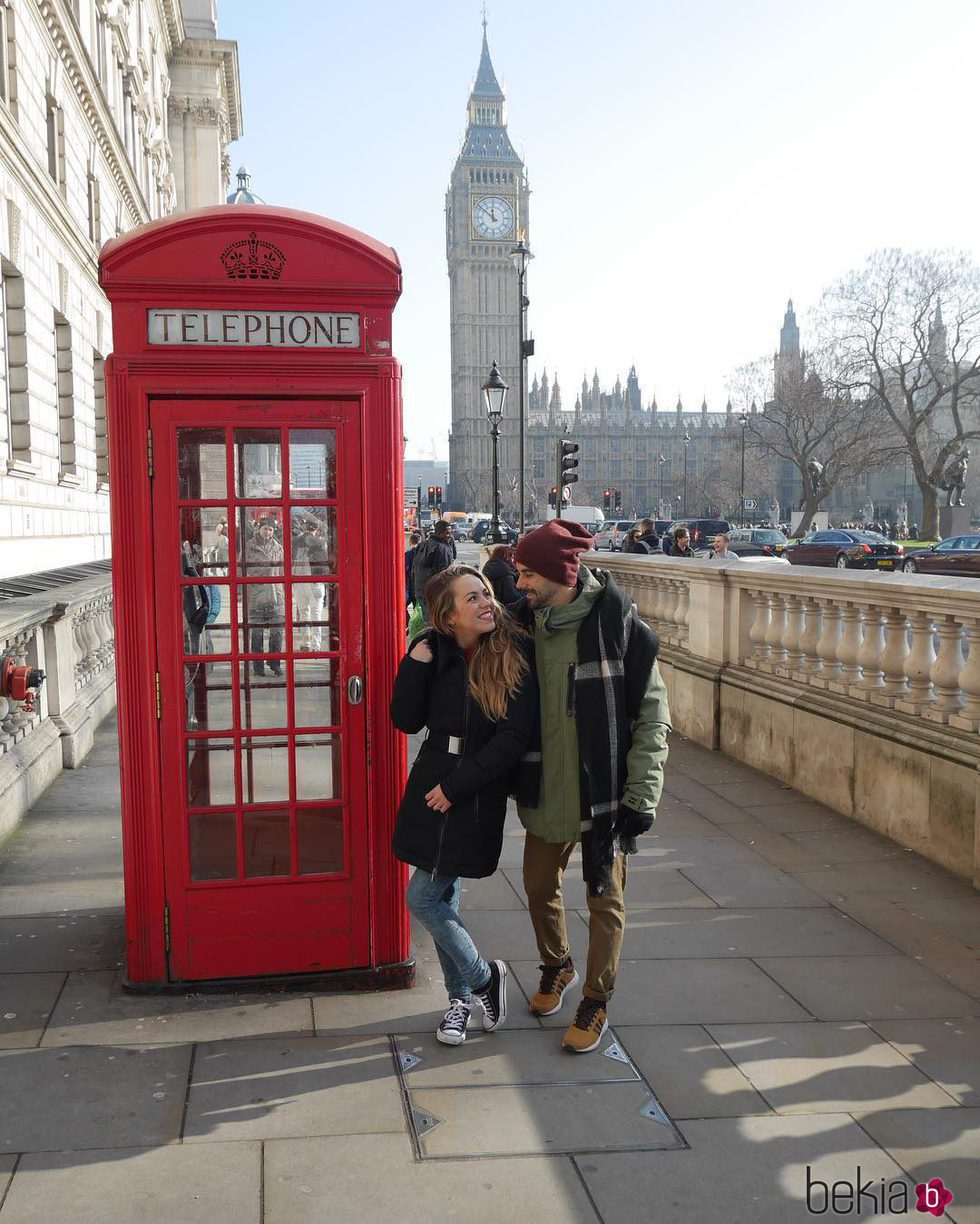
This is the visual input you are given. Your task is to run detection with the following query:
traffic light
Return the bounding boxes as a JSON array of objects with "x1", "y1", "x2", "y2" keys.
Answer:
[
  {"x1": 615, "y1": 489, "x2": 623, "y2": 512},
  {"x1": 554, "y1": 439, "x2": 579, "y2": 519},
  {"x1": 435, "y1": 485, "x2": 443, "y2": 507},
  {"x1": 427, "y1": 486, "x2": 436, "y2": 508},
  {"x1": 603, "y1": 488, "x2": 611, "y2": 511},
  {"x1": 548, "y1": 487, "x2": 558, "y2": 509}
]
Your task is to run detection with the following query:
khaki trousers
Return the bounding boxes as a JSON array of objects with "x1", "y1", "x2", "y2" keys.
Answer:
[{"x1": 522, "y1": 830, "x2": 627, "y2": 1003}]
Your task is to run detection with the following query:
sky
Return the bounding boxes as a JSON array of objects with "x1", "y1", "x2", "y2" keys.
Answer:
[{"x1": 224, "y1": 0, "x2": 980, "y2": 460}]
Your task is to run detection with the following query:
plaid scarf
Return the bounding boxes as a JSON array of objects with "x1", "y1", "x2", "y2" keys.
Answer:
[{"x1": 512, "y1": 570, "x2": 660, "y2": 895}]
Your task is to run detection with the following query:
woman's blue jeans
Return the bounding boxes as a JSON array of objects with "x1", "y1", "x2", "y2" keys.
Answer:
[{"x1": 406, "y1": 869, "x2": 490, "y2": 1003}]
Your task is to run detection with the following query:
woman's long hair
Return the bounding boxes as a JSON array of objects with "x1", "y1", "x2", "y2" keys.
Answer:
[{"x1": 426, "y1": 564, "x2": 529, "y2": 721}]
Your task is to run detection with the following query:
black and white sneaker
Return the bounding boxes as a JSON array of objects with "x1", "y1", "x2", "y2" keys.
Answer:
[
  {"x1": 436, "y1": 999, "x2": 471, "y2": 1046},
  {"x1": 473, "y1": 960, "x2": 508, "y2": 1032}
]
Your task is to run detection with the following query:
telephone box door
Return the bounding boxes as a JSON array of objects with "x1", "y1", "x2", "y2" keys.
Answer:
[{"x1": 152, "y1": 399, "x2": 368, "y2": 980}]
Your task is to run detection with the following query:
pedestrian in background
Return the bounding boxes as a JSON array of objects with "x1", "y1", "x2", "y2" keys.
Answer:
[
  {"x1": 390, "y1": 564, "x2": 537, "y2": 1046},
  {"x1": 622, "y1": 518, "x2": 659, "y2": 554},
  {"x1": 412, "y1": 520, "x2": 457, "y2": 622},
  {"x1": 404, "y1": 532, "x2": 422, "y2": 608},
  {"x1": 511, "y1": 521, "x2": 671, "y2": 1053},
  {"x1": 483, "y1": 543, "x2": 520, "y2": 605}
]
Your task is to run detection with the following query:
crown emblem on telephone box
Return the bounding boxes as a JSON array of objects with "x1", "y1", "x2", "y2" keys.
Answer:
[{"x1": 219, "y1": 232, "x2": 287, "y2": 280}]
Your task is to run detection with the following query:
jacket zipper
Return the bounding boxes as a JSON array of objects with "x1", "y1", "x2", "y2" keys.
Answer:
[{"x1": 432, "y1": 655, "x2": 470, "y2": 879}]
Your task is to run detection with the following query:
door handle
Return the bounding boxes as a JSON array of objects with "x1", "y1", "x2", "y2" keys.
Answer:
[{"x1": 347, "y1": 675, "x2": 364, "y2": 705}]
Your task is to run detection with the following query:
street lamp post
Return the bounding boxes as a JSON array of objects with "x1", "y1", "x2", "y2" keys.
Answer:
[
  {"x1": 738, "y1": 413, "x2": 749, "y2": 524},
  {"x1": 510, "y1": 238, "x2": 532, "y2": 535},
  {"x1": 482, "y1": 361, "x2": 508, "y2": 545},
  {"x1": 682, "y1": 431, "x2": 691, "y2": 516},
  {"x1": 658, "y1": 453, "x2": 666, "y2": 517}
]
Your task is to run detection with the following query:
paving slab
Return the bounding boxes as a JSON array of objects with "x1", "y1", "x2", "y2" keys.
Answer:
[
  {"x1": 411, "y1": 1080, "x2": 681, "y2": 1157},
  {"x1": 312, "y1": 956, "x2": 540, "y2": 1035},
  {"x1": 871, "y1": 1017, "x2": 980, "y2": 1106},
  {"x1": 0, "y1": 1142, "x2": 261, "y2": 1224},
  {"x1": 608, "y1": 907, "x2": 896, "y2": 959},
  {"x1": 854, "y1": 1107, "x2": 980, "y2": 1224},
  {"x1": 679, "y1": 863, "x2": 831, "y2": 908},
  {"x1": 670, "y1": 754, "x2": 765, "y2": 785},
  {"x1": 444, "y1": 907, "x2": 589, "y2": 963},
  {"x1": 394, "y1": 1026, "x2": 639, "y2": 1088},
  {"x1": 510, "y1": 957, "x2": 812, "y2": 1026},
  {"x1": 263, "y1": 1133, "x2": 599, "y2": 1223},
  {"x1": 708, "y1": 1021, "x2": 959, "y2": 1114},
  {"x1": 0, "y1": 914, "x2": 124, "y2": 973},
  {"x1": 0, "y1": 1155, "x2": 14, "y2": 1202},
  {"x1": 42, "y1": 969, "x2": 314, "y2": 1046},
  {"x1": 706, "y1": 778, "x2": 801, "y2": 807},
  {"x1": 0, "y1": 883, "x2": 125, "y2": 917},
  {"x1": 0, "y1": 971, "x2": 65, "y2": 1048},
  {"x1": 740, "y1": 800, "x2": 853, "y2": 833},
  {"x1": 645, "y1": 805, "x2": 730, "y2": 838},
  {"x1": 574, "y1": 1113, "x2": 917, "y2": 1224},
  {"x1": 756, "y1": 956, "x2": 980, "y2": 1021},
  {"x1": 503, "y1": 865, "x2": 719, "y2": 911},
  {"x1": 457, "y1": 871, "x2": 525, "y2": 910},
  {"x1": 895, "y1": 897, "x2": 980, "y2": 945},
  {"x1": 620, "y1": 835, "x2": 768, "y2": 871},
  {"x1": 789, "y1": 860, "x2": 977, "y2": 903},
  {"x1": 183, "y1": 1035, "x2": 406, "y2": 1142},
  {"x1": 612, "y1": 1024, "x2": 772, "y2": 1119},
  {"x1": 680, "y1": 790, "x2": 762, "y2": 825},
  {"x1": 0, "y1": 1043, "x2": 191, "y2": 1152},
  {"x1": 721, "y1": 819, "x2": 828, "y2": 870},
  {"x1": 785, "y1": 826, "x2": 911, "y2": 863}
]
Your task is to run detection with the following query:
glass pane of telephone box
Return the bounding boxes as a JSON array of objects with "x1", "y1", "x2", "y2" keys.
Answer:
[
  {"x1": 179, "y1": 507, "x2": 231, "y2": 577},
  {"x1": 238, "y1": 583, "x2": 286, "y2": 657},
  {"x1": 289, "y1": 429, "x2": 336, "y2": 499},
  {"x1": 184, "y1": 663, "x2": 234, "y2": 731},
  {"x1": 289, "y1": 507, "x2": 337, "y2": 576},
  {"x1": 243, "y1": 808, "x2": 292, "y2": 878},
  {"x1": 295, "y1": 733, "x2": 342, "y2": 801},
  {"x1": 240, "y1": 735, "x2": 290, "y2": 804},
  {"x1": 178, "y1": 428, "x2": 226, "y2": 500},
  {"x1": 235, "y1": 428, "x2": 282, "y2": 499},
  {"x1": 189, "y1": 810, "x2": 237, "y2": 881},
  {"x1": 297, "y1": 806, "x2": 345, "y2": 875},
  {"x1": 187, "y1": 738, "x2": 236, "y2": 807},
  {"x1": 293, "y1": 659, "x2": 341, "y2": 728},
  {"x1": 238, "y1": 510, "x2": 284, "y2": 577},
  {"x1": 239, "y1": 662, "x2": 288, "y2": 730},
  {"x1": 291, "y1": 583, "x2": 340, "y2": 653}
]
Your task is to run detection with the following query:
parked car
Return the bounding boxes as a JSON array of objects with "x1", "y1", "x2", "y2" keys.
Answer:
[
  {"x1": 470, "y1": 519, "x2": 519, "y2": 545},
  {"x1": 594, "y1": 520, "x2": 637, "y2": 550},
  {"x1": 784, "y1": 530, "x2": 904, "y2": 571},
  {"x1": 902, "y1": 535, "x2": 980, "y2": 575},
  {"x1": 667, "y1": 519, "x2": 732, "y2": 547},
  {"x1": 730, "y1": 527, "x2": 789, "y2": 556},
  {"x1": 693, "y1": 542, "x2": 791, "y2": 564}
]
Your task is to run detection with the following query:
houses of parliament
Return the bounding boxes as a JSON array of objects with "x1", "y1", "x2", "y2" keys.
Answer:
[{"x1": 445, "y1": 29, "x2": 913, "y2": 524}]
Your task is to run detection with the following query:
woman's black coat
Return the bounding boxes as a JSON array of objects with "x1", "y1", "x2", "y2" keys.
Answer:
[
  {"x1": 390, "y1": 629, "x2": 537, "y2": 879},
  {"x1": 482, "y1": 555, "x2": 521, "y2": 606}
]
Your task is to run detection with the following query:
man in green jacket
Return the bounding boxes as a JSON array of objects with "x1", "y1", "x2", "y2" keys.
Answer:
[{"x1": 511, "y1": 519, "x2": 671, "y2": 1052}]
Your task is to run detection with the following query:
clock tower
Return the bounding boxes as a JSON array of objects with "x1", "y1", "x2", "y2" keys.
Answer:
[{"x1": 446, "y1": 25, "x2": 529, "y2": 512}]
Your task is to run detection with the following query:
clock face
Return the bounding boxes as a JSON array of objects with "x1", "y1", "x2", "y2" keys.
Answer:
[{"x1": 472, "y1": 195, "x2": 515, "y2": 240}]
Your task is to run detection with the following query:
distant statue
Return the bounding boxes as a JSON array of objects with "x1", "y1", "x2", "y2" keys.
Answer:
[
  {"x1": 939, "y1": 447, "x2": 970, "y2": 507},
  {"x1": 863, "y1": 498, "x2": 875, "y2": 525},
  {"x1": 770, "y1": 499, "x2": 780, "y2": 528},
  {"x1": 798, "y1": 458, "x2": 826, "y2": 509}
]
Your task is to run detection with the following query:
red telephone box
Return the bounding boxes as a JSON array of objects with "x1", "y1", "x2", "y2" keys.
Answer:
[{"x1": 99, "y1": 205, "x2": 411, "y2": 987}]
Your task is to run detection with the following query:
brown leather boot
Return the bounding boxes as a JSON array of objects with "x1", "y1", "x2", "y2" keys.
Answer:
[{"x1": 529, "y1": 960, "x2": 579, "y2": 1017}]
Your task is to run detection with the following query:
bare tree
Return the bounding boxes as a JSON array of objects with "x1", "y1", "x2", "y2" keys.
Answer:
[
  {"x1": 731, "y1": 352, "x2": 893, "y2": 537},
  {"x1": 818, "y1": 249, "x2": 980, "y2": 539},
  {"x1": 689, "y1": 442, "x2": 777, "y2": 522}
]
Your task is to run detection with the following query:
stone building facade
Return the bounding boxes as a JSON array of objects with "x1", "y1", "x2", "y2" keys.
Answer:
[
  {"x1": 0, "y1": 0, "x2": 240, "y2": 579},
  {"x1": 445, "y1": 25, "x2": 528, "y2": 513}
]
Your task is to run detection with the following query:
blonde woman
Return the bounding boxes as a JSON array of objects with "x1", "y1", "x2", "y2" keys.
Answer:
[{"x1": 390, "y1": 564, "x2": 537, "y2": 1045}]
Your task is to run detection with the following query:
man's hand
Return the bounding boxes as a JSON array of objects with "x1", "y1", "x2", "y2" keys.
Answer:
[
  {"x1": 615, "y1": 803, "x2": 654, "y2": 854},
  {"x1": 424, "y1": 783, "x2": 452, "y2": 813},
  {"x1": 410, "y1": 639, "x2": 433, "y2": 663}
]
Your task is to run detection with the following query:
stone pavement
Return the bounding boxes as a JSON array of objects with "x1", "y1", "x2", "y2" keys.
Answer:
[{"x1": 0, "y1": 717, "x2": 978, "y2": 1223}]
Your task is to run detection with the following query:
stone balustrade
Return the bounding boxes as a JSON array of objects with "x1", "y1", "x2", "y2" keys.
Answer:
[
  {"x1": 599, "y1": 552, "x2": 980, "y2": 887},
  {"x1": 0, "y1": 575, "x2": 116, "y2": 838}
]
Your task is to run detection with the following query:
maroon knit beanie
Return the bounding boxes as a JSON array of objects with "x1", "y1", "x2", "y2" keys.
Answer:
[{"x1": 514, "y1": 520, "x2": 594, "y2": 587}]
